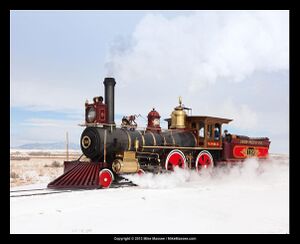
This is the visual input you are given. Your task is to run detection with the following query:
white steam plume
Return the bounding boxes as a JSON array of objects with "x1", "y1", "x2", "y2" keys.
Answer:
[
  {"x1": 106, "y1": 11, "x2": 289, "y2": 92},
  {"x1": 126, "y1": 155, "x2": 289, "y2": 189}
]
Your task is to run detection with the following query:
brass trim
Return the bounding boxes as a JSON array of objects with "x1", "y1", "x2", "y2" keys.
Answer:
[
  {"x1": 170, "y1": 130, "x2": 176, "y2": 146},
  {"x1": 112, "y1": 153, "x2": 140, "y2": 174},
  {"x1": 137, "y1": 130, "x2": 145, "y2": 152},
  {"x1": 124, "y1": 130, "x2": 131, "y2": 151},
  {"x1": 123, "y1": 151, "x2": 137, "y2": 160},
  {"x1": 162, "y1": 135, "x2": 167, "y2": 146},
  {"x1": 82, "y1": 136, "x2": 91, "y2": 149},
  {"x1": 190, "y1": 131, "x2": 197, "y2": 146},
  {"x1": 134, "y1": 138, "x2": 139, "y2": 151},
  {"x1": 112, "y1": 159, "x2": 122, "y2": 173},
  {"x1": 148, "y1": 131, "x2": 156, "y2": 146},
  {"x1": 148, "y1": 131, "x2": 156, "y2": 153}
]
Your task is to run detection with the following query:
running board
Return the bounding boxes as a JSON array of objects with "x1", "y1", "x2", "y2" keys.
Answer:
[{"x1": 47, "y1": 161, "x2": 100, "y2": 189}]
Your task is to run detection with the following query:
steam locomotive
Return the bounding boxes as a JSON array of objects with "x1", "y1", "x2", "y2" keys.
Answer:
[{"x1": 48, "y1": 78, "x2": 271, "y2": 189}]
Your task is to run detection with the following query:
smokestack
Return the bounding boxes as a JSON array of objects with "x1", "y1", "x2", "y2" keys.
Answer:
[{"x1": 103, "y1": 77, "x2": 116, "y2": 125}]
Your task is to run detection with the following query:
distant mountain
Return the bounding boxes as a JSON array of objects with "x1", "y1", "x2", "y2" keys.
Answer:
[{"x1": 13, "y1": 142, "x2": 80, "y2": 150}]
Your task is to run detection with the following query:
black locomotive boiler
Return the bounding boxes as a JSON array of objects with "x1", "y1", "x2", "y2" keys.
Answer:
[{"x1": 48, "y1": 77, "x2": 270, "y2": 189}]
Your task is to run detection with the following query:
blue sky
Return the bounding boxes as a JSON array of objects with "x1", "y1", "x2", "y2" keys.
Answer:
[{"x1": 10, "y1": 10, "x2": 289, "y2": 153}]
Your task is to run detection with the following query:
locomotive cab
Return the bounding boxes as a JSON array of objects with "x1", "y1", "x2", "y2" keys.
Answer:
[
  {"x1": 165, "y1": 98, "x2": 232, "y2": 149},
  {"x1": 185, "y1": 116, "x2": 232, "y2": 148}
]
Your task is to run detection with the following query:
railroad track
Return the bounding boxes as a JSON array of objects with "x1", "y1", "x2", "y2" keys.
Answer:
[
  {"x1": 10, "y1": 188, "x2": 82, "y2": 197},
  {"x1": 10, "y1": 181, "x2": 137, "y2": 198}
]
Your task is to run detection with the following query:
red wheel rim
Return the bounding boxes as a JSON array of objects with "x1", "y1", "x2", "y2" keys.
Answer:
[
  {"x1": 99, "y1": 169, "x2": 114, "y2": 188},
  {"x1": 196, "y1": 151, "x2": 213, "y2": 171},
  {"x1": 137, "y1": 169, "x2": 145, "y2": 175},
  {"x1": 165, "y1": 150, "x2": 186, "y2": 171}
]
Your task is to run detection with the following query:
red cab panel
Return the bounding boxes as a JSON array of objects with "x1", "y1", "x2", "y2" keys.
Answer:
[
  {"x1": 95, "y1": 104, "x2": 107, "y2": 123},
  {"x1": 233, "y1": 145, "x2": 269, "y2": 159}
]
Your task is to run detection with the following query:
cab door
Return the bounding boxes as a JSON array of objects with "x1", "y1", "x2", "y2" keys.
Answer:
[{"x1": 206, "y1": 123, "x2": 222, "y2": 148}]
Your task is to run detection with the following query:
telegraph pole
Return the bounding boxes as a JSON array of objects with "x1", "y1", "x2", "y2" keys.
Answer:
[{"x1": 66, "y1": 131, "x2": 69, "y2": 161}]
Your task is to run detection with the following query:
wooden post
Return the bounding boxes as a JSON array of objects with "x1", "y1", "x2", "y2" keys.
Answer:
[
  {"x1": 66, "y1": 132, "x2": 69, "y2": 161},
  {"x1": 204, "y1": 123, "x2": 207, "y2": 147}
]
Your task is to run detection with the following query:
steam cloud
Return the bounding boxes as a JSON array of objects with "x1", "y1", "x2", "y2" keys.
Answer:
[
  {"x1": 105, "y1": 11, "x2": 289, "y2": 152},
  {"x1": 106, "y1": 11, "x2": 289, "y2": 92},
  {"x1": 126, "y1": 155, "x2": 289, "y2": 189}
]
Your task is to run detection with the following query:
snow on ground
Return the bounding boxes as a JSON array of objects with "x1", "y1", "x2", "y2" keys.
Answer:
[{"x1": 10, "y1": 155, "x2": 289, "y2": 234}]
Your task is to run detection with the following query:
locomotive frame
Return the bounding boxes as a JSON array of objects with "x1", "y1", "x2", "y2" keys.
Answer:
[{"x1": 48, "y1": 77, "x2": 270, "y2": 189}]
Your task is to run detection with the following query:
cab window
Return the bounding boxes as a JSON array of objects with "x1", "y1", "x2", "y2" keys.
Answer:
[
  {"x1": 199, "y1": 121, "x2": 205, "y2": 138},
  {"x1": 214, "y1": 123, "x2": 221, "y2": 140},
  {"x1": 191, "y1": 122, "x2": 196, "y2": 129},
  {"x1": 207, "y1": 124, "x2": 213, "y2": 138}
]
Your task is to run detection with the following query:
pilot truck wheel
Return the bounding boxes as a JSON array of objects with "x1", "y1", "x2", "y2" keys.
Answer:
[{"x1": 99, "y1": 169, "x2": 114, "y2": 188}]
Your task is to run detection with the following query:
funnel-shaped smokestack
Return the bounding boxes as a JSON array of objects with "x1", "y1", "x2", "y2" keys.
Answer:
[{"x1": 103, "y1": 77, "x2": 116, "y2": 125}]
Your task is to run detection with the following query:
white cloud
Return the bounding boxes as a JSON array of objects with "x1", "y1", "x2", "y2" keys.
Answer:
[
  {"x1": 107, "y1": 11, "x2": 289, "y2": 92},
  {"x1": 21, "y1": 118, "x2": 81, "y2": 128},
  {"x1": 10, "y1": 77, "x2": 93, "y2": 112},
  {"x1": 215, "y1": 99, "x2": 258, "y2": 130},
  {"x1": 11, "y1": 11, "x2": 289, "y2": 117},
  {"x1": 104, "y1": 11, "x2": 289, "y2": 153}
]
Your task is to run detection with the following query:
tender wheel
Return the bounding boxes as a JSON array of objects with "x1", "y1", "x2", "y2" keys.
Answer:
[
  {"x1": 165, "y1": 149, "x2": 186, "y2": 171},
  {"x1": 99, "y1": 169, "x2": 114, "y2": 188},
  {"x1": 195, "y1": 150, "x2": 214, "y2": 171}
]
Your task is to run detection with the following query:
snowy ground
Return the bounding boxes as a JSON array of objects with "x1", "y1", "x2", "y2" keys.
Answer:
[{"x1": 10, "y1": 154, "x2": 289, "y2": 234}]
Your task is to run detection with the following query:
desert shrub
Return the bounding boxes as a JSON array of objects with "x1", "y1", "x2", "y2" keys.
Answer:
[
  {"x1": 52, "y1": 161, "x2": 61, "y2": 167},
  {"x1": 10, "y1": 156, "x2": 30, "y2": 160},
  {"x1": 28, "y1": 152, "x2": 51, "y2": 156},
  {"x1": 10, "y1": 171, "x2": 19, "y2": 178},
  {"x1": 45, "y1": 161, "x2": 62, "y2": 168}
]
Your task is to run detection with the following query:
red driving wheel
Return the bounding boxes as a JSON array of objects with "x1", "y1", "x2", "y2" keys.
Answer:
[
  {"x1": 137, "y1": 169, "x2": 145, "y2": 175},
  {"x1": 165, "y1": 149, "x2": 186, "y2": 171},
  {"x1": 195, "y1": 150, "x2": 214, "y2": 171}
]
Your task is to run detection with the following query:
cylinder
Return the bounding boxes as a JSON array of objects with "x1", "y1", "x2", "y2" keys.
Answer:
[
  {"x1": 103, "y1": 77, "x2": 116, "y2": 125},
  {"x1": 112, "y1": 158, "x2": 140, "y2": 174}
]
